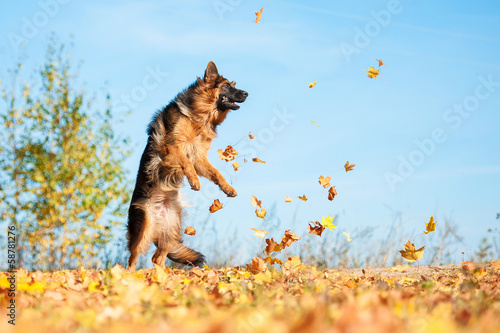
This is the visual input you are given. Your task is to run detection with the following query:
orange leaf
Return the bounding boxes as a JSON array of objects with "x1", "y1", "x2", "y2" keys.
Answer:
[
  {"x1": 249, "y1": 133, "x2": 255, "y2": 139},
  {"x1": 217, "y1": 145, "x2": 238, "y2": 162},
  {"x1": 263, "y1": 256, "x2": 282, "y2": 266},
  {"x1": 280, "y1": 229, "x2": 301, "y2": 248},
  {"x1": 252, "y1": 158, "x2": 266, "y2": 163},
  {"x1": 254, "y1": 7, "x2": 263, "y2": 24},
  {"x1": 246, "y1": 257, "x2": 267, "y2": 274},
  {"x1": 264, "y1": 238, "x2": 282, "y2": 255},
  {"x1": 308, "y1": 221, "x2": 325, "y2": 237},
  {"x1": 284, "y1": 196, "x2": 293, "y2": 203},
  {"x1": 308, "y1": 80, "x2": 317, "y2": 88},
  {"x1": 461, "y1": 261, "x2": 475, "y2": 273},
  {"x1": 298, "y1": 195, "x2": 308, "y2": 202},
  {"x1": 250, "y1": 195, "x2": 262, "y2": 208},
  {"x1": 232, "y1": 161, "x2": 239, "y2": 172},
  {"x1": 184, "y1": 226, "x2": 196, "y2": 236},
  {"x1": 327, "y1": 186, "x2": 337, "y2": 201},
  {"x1": 344, "y1": 161, "x2": 355, "y2": 172},
  {"x1": 376, "y1": 59, "x2": 384, "y2": 67},
  {"x1": 319, "y1": 175, "x2": 331, "y2": 188},
  {"x1": 345, "y1": 280, "x2": 356, "y2": 288},
  {"x1": 209, "y1": 199, "x2": 223, "y2": 213}
]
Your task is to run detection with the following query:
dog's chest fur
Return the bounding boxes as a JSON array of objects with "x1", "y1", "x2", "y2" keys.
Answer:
[{"x1": 174, "y1": 116, "x2": 215, "y2": 163}]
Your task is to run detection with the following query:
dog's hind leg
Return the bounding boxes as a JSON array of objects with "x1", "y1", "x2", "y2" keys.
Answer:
[{"x1": 127, "y1": 198, "x2": 153, "y2": 272}]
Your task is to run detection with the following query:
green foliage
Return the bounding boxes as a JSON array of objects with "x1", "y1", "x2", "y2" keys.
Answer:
[{"x1": 0, "y1": 39, "x2": 131, "y2": 270}]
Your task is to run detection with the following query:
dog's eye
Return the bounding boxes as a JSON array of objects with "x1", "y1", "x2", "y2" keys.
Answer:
[{"x1": 224, "y1": 83, "x2": 231, "y2": 88}]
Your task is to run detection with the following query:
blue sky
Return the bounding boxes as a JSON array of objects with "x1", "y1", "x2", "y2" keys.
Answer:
[{"x1": 1, "y1": 0, "x2": 499, "y2": 264}]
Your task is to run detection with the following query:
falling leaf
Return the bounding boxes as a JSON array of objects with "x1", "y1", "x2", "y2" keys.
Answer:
[
  {"x1": 254, "y1": 7, "x2": 263, "y2": 23},
  {"x1": 424, "y1": 216, "x2": 436, "y2": 234},
  {"x1": 364, "y1": 66, "x2": 379, "y2": 79},
  {"x1": 345, "y1": 280, "x2": 357, "y2": 288},
  {"x1": 298, "y1": 195, "x2": 308, "y2": 202},
  {"x1": 311, "y1": 121, "x2": 319, "y2": 127},
  {"x1": 308, "y1": 221, "x2": 325, "y2": 236},
  {"x1": 308, "y1": 80, "x2": 317, "y2": 88},
  {"x1": 319, "y1": 175, "x2": 331, "y2": 188},
  {"x1": 327, "y1": 186, "x2": 337, "y2": 201},
  {"x1": 209, "y1": 199, "x2": 223, "y2": 213},
  {"x1": 399, "y1": 240, "x2": 425, "y2": 263},
  {"x1": 376, "y1": 59, "x2": 384, "y2": 67},
  {"x1": 344, "y1": 161, "x2": 355, "y2": 172},
  {"x1": 264, "y1": 238, "x2": 282, "y2": 254},
  {"x1": 232, "y1": 162, "x2": 239, "y2": 171},
  {"x1": 250, "y1": 228, "x2": 267, "y2": 239},
  {"x1": 281, "y1": 230, "x2": 301, "y2": 248},
  {"x1": 247, "y1": 257, "x2": 267, "y2": 274},
  {"x1": 255, "y1": 208, "x2": 267, "y2": 219},
  {"x1": 249, "y1": 133, "x2": 255, "y2": 139},
  {"x1": 321, "y1": 216, "x2": 337, "y2": 230},
  {"x1": 263, "y1": 256, "x2": 282, "y2": 265},
  {"x1": 284, "y1": 196, "x2": 293, "y2": 203},
  {"x1": 343, "y1": 232, "x2": 353, "y2": 242},
  {"x1": 252, "y1": 158, "x2": 266, "y2": 163},
  {"x1": 283, "y1": 256, "x2": 302, "y2": 272},
  {"x1": 184, "y1": 226, "x2": 196, "y2": 236},
  {"x1": 217, "y1": 145, "x2": 238, "y2": 162},
  {"x1": 250, "y1": 195, "x2": 262, "y2": 208}
]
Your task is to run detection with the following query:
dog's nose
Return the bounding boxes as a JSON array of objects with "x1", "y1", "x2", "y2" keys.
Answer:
[{"x1": 242, "y1": 91, "x2": 248, "y2": 97}]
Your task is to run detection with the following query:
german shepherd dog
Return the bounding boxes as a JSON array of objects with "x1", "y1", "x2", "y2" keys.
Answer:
[{"x1": 127, "y1": 62, "x2": 248, "y2": 271}]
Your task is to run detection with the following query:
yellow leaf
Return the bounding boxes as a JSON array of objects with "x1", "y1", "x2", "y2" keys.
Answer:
[
  {"x1": 424, "y1": 216, "x2": 436, "y2": 234},
  {"x1": 232, "y1": 161, "x2": 239, "y2": 171},
  {"x1": 321, "y1": 216, "x2": 336, "y2": 230},
  {"x1": 250, "y1": 228, "x2": 267, "y2": 238},
  {"x1": 364, "y1": 66, "x2": 379, "y2": 79},
  {"x1": 152, "y1": 263, "x2": 168, "y2": 284},
  {"x1": 308, "y1": 80, "x2": 317, "y2": 88},
  {"x1": 311, "y1": 120, "x2": 319, "y2": 127},
  {"x1": 399, "y1": 240, "x2": 425, "y2": 263},
  {"x1": 343, "y1": 232, "x2": 353, "y2": 242},
  {"x1": 284, "y1": 196, "x2": 293, "y2": 203},
  {"x1": 255, "y1": 208, "x2": 267, "y2": 219}
]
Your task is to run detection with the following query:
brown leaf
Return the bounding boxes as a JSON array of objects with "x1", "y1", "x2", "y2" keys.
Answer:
[
  {"x1": 308, "y1": 221, "x2": 325, "y2": 237},
  {"x1": 252, "y1": 158, "x2": 266, "y2": 163},
  {"x1": 461, "y1": 261, "x2": 475, "y2": 273},
  {"x1": 184, "y1": 226, "x2": 196, "y2": 236},
  {"x1": 209, "y1": 199, "x2": 223, "y2": 213},
  {"x1": 255, "y1": 208, "x2": 267, "y2": 219},
  {"x1": 217, "y1": 145, "x2": 238, "y2": 162},
  {"x1": 328, "y1": 186, "x2": 337, "y2": 201}
]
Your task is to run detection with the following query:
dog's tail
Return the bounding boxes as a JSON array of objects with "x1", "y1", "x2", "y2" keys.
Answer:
[{"x1": 167, "y1": 243, "x2": 206, "y2": 267}]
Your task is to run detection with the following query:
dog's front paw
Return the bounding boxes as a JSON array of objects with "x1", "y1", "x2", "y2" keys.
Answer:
[
  {"x1": 190, "y1": 178, "x2": 201, "y2": 191},
  {"x1": 222, "y1": 185, "x2": 237, "y2": 197}
]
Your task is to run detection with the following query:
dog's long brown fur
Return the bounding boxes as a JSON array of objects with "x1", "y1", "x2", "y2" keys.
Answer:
[{"x1": 127, "y1": 62, "x2": 248, "y2": 271}]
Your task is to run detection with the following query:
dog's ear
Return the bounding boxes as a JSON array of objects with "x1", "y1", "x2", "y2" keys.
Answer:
[
  {"x1": 204, "y1": 61, "x2": 219, "y2": 83},
  {"x1": 230, "y1": 81, "x2": 236, "y2": 87}
]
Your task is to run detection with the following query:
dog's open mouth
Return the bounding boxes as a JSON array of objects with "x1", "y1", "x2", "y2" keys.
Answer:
[{"x1": 220, "y1": 95, "x2": 241, "y2": 110}]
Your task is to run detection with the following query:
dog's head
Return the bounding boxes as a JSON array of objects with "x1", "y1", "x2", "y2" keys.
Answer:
[{"x1": 201, "y1": 61, "x2": 248, "y2": 111}]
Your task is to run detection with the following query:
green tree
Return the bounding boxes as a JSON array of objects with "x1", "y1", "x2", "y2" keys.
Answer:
[{"x1": 0, "y1": 39, "x2": 131, "y2": 270}]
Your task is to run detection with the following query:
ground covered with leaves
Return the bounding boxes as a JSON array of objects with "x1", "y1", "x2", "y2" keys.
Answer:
[{"x1": 2, "y1": 259, "x2": 500, "y2": 333}]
